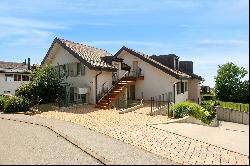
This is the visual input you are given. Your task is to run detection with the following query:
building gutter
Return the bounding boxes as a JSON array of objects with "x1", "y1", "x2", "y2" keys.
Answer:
[{"x1": 95, "y1": 70, "x2": 102, "y2": 104}]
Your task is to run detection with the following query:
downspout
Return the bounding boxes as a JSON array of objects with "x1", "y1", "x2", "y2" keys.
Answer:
[
  {"x1": 95, "y1": 70, "x2": 102, "y2": 104},
  {"x1": 173, "y1": 83, "x2": 176, "y2": 104}
]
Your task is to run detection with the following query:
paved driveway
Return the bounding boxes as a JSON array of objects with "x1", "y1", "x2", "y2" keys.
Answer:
[
  {"x1": 0, "y1": 119, "x2": 101, "y2": 165},
  {"x1": 152, "y1": 121, "x2": 249, "y2": 155},
  {"x1": 36, "y1": 105, "x2": 249, "y2": 165},
  {"x1": 0, "y1": 113, "x2": 176, "y2": 165}
]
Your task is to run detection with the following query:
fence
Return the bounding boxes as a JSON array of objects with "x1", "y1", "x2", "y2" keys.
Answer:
[
  {"x1": 216, "y1": 106, "x2": 249, "y2": 125},
  {"x1": 150, "y1": 96, "x2": 173, "y2": 116}
]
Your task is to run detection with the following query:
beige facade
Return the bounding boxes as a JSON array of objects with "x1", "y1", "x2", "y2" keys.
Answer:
[
  {"x1": 0, "y1": 73, "x2": 30, "y2": 95},
  {"x1": 43, "y1": 38, "x2": 201, "y2": 106},
  {"x1": 116, "y1": 50, "x2": 193, "y2": 103},
  {"x1": 45, "y1": 46, "x2": 113, "y2": 104}
]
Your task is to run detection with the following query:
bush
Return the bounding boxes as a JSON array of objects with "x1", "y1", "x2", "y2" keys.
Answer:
[
  {"x1": 169, "y1": 101, "x2": 216, "y2": 124},
  {"x1": 0, "y1": 96, "x2": 5, "y2": 111},
  {"x1": 169, "y1": 101, "x2": 201, "y2": 118},
  {"x1": 3, "y1": 96, "x2": 30, "y2": 113},
  {"x1": 16, "y1": 65, "x2": 65, "y2": 104},
  {"x1": 202, "y1": 95, "x2": 214, "y2": 101}
]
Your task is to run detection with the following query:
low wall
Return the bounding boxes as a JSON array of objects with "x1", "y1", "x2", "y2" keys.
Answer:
[
  {"x1": 152, "y1": 116, "x2": 219, "y2": 127},
  {"x1": 216, "y1": 106, "x2": 249, "y2": 125},
  {"x1": 119, "y1": 103, "x2": 144, "y2": 114}
]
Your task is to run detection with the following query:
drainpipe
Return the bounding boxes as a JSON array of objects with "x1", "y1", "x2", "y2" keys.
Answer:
[
  {"x1": 95, "y1": 70, "x2": 102, "y2": 104},
  {"x1": 173, "y1": 83, "x2": 177, "y2": 104}
]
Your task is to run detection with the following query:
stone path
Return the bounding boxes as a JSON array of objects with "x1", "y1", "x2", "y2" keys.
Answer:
[{"x1": 36, "y1": 104, "x2": 249, "y2": 165}]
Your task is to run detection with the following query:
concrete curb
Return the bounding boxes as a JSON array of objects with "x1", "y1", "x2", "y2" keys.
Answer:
[{"x1": 0, "y1": 116, "x2": 112, "y2": 165}]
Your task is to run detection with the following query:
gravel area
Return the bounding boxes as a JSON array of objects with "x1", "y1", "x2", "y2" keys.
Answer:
[{"x1": 0, "y1": 118, "x2": 101, "y2": 165}]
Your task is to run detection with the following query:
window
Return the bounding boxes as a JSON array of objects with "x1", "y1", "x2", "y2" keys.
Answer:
[
  {"x1": 5, "y1": 74, "x2": 13, "y2": 82},
  {"x1": 22, "y1": 75, "x2": 29, "y2": 81},
  {"x1": 14, "y1": 74, "x2": 22, "y2": 81}
]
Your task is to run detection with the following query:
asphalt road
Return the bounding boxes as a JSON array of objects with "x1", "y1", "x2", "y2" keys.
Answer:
[{"x1": 0, "y1": 119, "x2": 101, "y2": 165}]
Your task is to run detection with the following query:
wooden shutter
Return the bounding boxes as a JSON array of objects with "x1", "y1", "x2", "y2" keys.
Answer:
[{"x1": 181, "y1": 82, "x2": 184, "y2": 93}]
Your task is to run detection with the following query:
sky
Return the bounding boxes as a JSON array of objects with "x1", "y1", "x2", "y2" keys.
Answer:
[{"x1": 0, "y1": 0, "x2": 249, "y2": 87}]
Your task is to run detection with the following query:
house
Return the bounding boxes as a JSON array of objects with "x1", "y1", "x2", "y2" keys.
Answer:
[
  {"x1": 200, "y1": 85, "x2": 211, "y2": 94},
  {"x1": 0, "y1": 59, "x2": 32, "y2": 95},
  {"x1": 42, "y1": 37, "x2": 202, "y2": 109}
]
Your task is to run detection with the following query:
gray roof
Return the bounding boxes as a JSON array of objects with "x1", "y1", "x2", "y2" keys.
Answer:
[
  {"x1": 0, "y1": 61, "x2": 31, "y2": 74},
  {"x1": 114, "y1": 46, "x2": 192, "y2": 80},
  {"x1": 42, "y1": 38, "x2": 117, "y2": 72}
]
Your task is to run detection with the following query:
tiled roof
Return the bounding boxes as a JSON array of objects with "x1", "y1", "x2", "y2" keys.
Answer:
[
  {"x1": 114, "y1": 46, "x2": 193, "y2": 80},
  {"x1": 0, "y1": 61, "x2": 31, "y2": 73},
  {"x1": 42, "y1": 38, "x2": 117, "y2": 71}
]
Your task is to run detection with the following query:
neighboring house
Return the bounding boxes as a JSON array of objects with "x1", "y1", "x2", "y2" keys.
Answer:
[
  {"x1": 200, "y1": 85, "x2": 211, "y2": 94},
  {"x1": 42, "y1": 37, "x2": 202, "y2": 109},
  {"x1": 0, "y1": 59, "x2": 32, "y2": 95}
]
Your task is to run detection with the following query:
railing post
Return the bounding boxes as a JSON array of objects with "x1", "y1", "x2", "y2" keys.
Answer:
[
  {"x1": 167, "y1": 101, "x2": 169, "y2": 117},
  {"x1": 151, "y1": 97, "x2": 152, "y2": 114}
]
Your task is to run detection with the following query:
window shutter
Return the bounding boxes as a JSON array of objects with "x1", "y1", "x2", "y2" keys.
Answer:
[
  {"x1": 181, "y1": 82, "x2": 184, "y2": 93},
  {"x1": 81, "y1": 63, "x2": 85, "y2": 76}
]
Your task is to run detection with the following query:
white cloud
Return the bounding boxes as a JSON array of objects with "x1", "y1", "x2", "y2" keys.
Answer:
[{"x1": 0, "y1": 17, "x2": 67, "y2": 30}]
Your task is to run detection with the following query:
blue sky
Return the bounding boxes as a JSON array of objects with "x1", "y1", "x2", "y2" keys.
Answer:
[{"x1": 0, "y1": 0, "x2": 249, "y2": 87}]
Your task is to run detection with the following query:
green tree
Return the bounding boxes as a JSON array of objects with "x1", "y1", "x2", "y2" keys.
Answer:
[
  {"x1": 16, "y1": 65, "x2": 65, "y2": 104},
  {"x1": 214, "y1": 62, "x2": 248, "y2": 103}
]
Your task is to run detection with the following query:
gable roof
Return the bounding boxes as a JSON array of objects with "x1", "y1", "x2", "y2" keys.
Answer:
[
  {"x1": 0, "y1": 61, "x2": 31, "y2": 74},
  {"x1": 114, "y1": 46, "x2": 192, "y2": 80},
  {"x1": 42, "y1": 38, "x2": 117, "y2": 72}
]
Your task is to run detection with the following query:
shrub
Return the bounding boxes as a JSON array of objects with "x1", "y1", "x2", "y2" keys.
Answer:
[
  {"x1": 16, "y1": 65, "x2": 65, "y2": 104},
  {"x1": 3, "y1": 96, "x2": 30, "y2": 113},
  {"x1": 202, "y1": 95, "x2": 214, "y2": 101},
  {"x1": 0, "y1": 96, "x2": 5, "y2": 111},
  {"x1": 0, "y1": 96, "x2": 11, "y2": 111},
  {"x1": 169, "y1": 101, "x2": 216, "y2": 124}
]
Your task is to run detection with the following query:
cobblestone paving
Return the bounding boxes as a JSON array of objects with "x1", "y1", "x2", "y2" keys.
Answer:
[{"x1": 37, "y1": 104, "x2": 249, "y2": 165}]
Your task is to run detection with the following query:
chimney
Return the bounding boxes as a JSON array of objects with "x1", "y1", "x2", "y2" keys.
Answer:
[
  {"x1": 179, "y1": 61, "x2": 193, "y2": 73},
  {"x1": 28, "y1": 58, "x2": 31, "y2": 70}
]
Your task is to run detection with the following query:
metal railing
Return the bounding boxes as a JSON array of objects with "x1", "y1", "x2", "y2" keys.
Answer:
[
  {"x1": 150, "y1": 93, "x2": 174, "y2": 116},
  {"x1": 97, "y1": 71, "x2": 129, "y2": 104}
]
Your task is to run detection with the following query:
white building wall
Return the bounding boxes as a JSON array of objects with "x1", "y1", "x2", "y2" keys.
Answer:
[
  {"x1": 0, "y1": 73, "x2": 30, "y2": 95},
  {"x1": 175, "y1": 87, "x2": 188, "y2": 103},
  {"x1": 188, "y1": 79, "x2": 201, "y2": 104},
  {"x1": 47, "y1": 46, "x2": 113, "y2": 104},
  {"x1": 118, "y1": 50, "x2": 189, "y2": 102}
]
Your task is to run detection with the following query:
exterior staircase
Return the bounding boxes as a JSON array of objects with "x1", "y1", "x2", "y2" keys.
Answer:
[{"x1": 95, "y1": 77, "x2": 136, "y2": 109}]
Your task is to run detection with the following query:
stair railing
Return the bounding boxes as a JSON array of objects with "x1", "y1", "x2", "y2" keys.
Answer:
[{"x1": 97, "y1": 71, "x2": 129, "y2": 104}]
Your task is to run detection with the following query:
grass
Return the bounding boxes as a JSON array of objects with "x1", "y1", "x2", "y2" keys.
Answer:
[{"x1": 202, "y1": 100, "x2": 249, "y2": 113}]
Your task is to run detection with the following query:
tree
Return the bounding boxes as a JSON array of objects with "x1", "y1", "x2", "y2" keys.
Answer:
[
  {"x1": 214, "y1": 62, "x2": 249, "y2": 103},
  {"x1": 16, "y1": 65, "x2": 65, "y2": 104}
]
